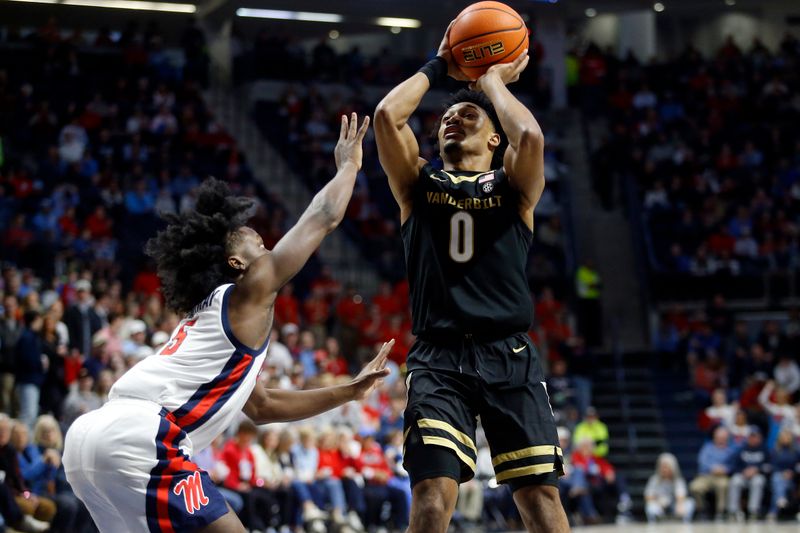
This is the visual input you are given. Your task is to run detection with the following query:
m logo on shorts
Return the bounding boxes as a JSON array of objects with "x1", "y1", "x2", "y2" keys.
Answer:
[{"x1": 173, "y1": 471, "x2": 209, "y2": 514}]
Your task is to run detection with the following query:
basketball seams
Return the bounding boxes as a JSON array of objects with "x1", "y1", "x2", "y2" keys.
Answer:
[
  {"x1": 453, "y1": 5, "x2": 525, "y2": 27},
  {"x1": 448, "y1": 1, "x2": 529, "y2": 77},
  {"x1": 450, "y1": 24, "x2": 525, "y2": 53},
  {"x1": 459, "y1": 31, "x2": 528, "y2": 74},
  {"x1": 450, "y1": 8, "x2": 524, "y2": 49}
]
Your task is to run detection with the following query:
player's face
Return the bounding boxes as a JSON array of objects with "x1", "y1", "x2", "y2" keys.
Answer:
[
  {"x1": 228, "y1": 226, "x2": 268, "y2": 273},
  {"x1": 438, "y1": 102, "x2": 500, "y2": 158}
]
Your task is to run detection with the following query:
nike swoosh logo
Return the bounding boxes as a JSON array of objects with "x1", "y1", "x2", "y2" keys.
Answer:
[{"x1": 512, "y1": 345, "x2": 526, "y2": 353}]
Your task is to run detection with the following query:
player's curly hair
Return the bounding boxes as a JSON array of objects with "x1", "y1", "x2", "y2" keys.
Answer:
[
  {"x1": 434, "y1": 89, "x2": 508, "y2": 169},
  {"x1": 145, "y1": 178, "x2": 255, "y2": 315}
]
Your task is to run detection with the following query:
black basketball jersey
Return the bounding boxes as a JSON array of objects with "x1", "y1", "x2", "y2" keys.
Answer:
[{"x1": 401, "y1": 163, "x2": 533, "y2": 340}]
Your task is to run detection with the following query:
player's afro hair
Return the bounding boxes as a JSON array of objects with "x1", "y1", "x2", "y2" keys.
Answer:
[
  {"x1": 145, "y1": 177, "x2": 255, "y2": 315},
  {"x1": 436, "y1": 89, "x2": 508, "y2": 169}
]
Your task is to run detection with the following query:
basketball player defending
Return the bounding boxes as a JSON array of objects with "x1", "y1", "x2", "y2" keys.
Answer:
[
  {"x1": 375, "y1": 24, "x2": 569, "y2": 533},
  {"x1": 63, "y1": 114, "x2": 393, "y2": 532}
]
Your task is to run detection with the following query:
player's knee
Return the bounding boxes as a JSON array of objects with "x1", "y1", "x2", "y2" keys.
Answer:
[
  {"x1": 516, "y1": 484, "x2": 560, "y2": 509},
  {"x1": 412, "y1": 479, "x2": 456, "y2": 519}
]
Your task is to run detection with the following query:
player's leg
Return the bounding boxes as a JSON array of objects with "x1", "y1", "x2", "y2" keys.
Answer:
[
  {"x1": 478, "y1": 334, "x2": 569, "y2": 532},
  {"x1": 403, "y1": 366, "x2": 479, "y2": 533},
  {"x1": 512, "y1": 483, "x2": 570, "y2": 533},
  {"x1": 407, "y1": 476, "x2": 459, "y2": 533},
  {"x1": 197, "y1": 504, "x2": 246, "y2": 533}
]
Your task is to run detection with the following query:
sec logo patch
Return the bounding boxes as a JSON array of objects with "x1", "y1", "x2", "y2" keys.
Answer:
[{"x1": 482, "y1": 182, "x2": 494, "y2": 193}]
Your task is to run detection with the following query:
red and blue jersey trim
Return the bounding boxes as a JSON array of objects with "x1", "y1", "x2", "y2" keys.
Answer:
[
  {"x1": 165, "y1": 285, "x2": 268, "y2": 434},
  {"x1": 167, "y1": 349, "x2": 255, "y2": 433},
  {"x1": 145, "y1": 410, "x2": 227, "y2": 532}
]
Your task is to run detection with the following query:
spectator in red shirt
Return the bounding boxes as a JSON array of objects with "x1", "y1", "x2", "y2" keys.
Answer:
[
  {"x1": 359, "y1": 304, "x2": 384, "y2": 350},
  {"x1": 379, "y1": 315, "x2": 409, "y2": 366},
  {"x1": 131, "y1": 263, "x2": 161, "y2": 297},
  {"x1": 572, "y1": 437, "x2": 628, "y2": 522},
  {"x1": 274, "y1": 284, "x2": 300, "y2": 327},
  {"x1": 356, "y1": 433, "x2": 409, "y2": 529},
  {"x1": 392, "y1": 279, "x2": 409, "y2": 313},
  {"x1": 372, "y1": 281, "x2": 400, "y2": 317},
  {"x1": 336, "y1": 284, "x2": 366, "y2": 358},
  {"x1": 302, "y1": 285, "x2": 330, "y2": 344},
  {"x1": 84, "y1": 206, "x2": 113, "y2": 239},
  {"x1": 535, "y1": 286, "x2": 563, "y2": 327},
  {"x1": 3, "y1": 215, "x2": 34, "y2": 258},
  {"x1": 319, "y1": 337, "x2": 349, "y2": 376},
  {"x1": 221, "y1": 421, "x2": 273, "y2": 531},
  {"x1": 315, "y1": 429, "x2": 349, "y2": 525},
  {"x1": 58, "y1": 207, "x2": 80, "y2": 239},
  {"x1": 310, "y1": 265, "x2": 341, "y2": 305}
]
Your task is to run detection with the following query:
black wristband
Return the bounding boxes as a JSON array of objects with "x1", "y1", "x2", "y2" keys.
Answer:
[{"x1": 418, "y1": 56, "x2": 448, "y2": 88}]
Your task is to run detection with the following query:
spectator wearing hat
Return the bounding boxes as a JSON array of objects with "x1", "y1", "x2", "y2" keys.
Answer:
[
  {"x1": 727, "y1": 426, "x2": 768, "y2": 520},
  {"x1": 281, "y1": 323, "x2": 300, "y2": 359},
  {"x1": 63, "y1": 280, "x2": 101, "y2": 360},
  {"x1": 572, "y1": 407, "x2": 609, "y2": 457},
  {"x1": 121, "y1": 319, "x2": 148, "y2": 359},
  {"x1": 149, "y1": 331, "x2": 170, "y2": 353}
]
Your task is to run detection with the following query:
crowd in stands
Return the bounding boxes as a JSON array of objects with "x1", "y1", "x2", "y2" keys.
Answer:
[
  {"x1": 653, "y1": 292, "x2": 800, "y2": 521},
  {"x1": 584, "y1": 34, "x2": 800, "y2": 301},
  {"x1": 229, "y1": 24, "x2": 551, "y2": 104},
  {"x1": 0, "y1": 258, "x2": 602, "y2": 532},
  {"x1": 0, "y1": 19, "x2": 592, "y2": 532}
]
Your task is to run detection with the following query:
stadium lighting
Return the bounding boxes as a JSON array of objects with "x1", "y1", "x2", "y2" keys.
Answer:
[
  {"x1": 236, "y1": 8, "x2": 343, "y2": 23},
  {"x1": 585, "y1": 8, "x2": 597, "y2": 17},
  {"x1": 62, "y1": 0, "x2": 195, "y2": 12},
  {"x1": 4, "y1": 0, "x2": 195, "y2": 7},
  {"x1": 653, "y1": 2, "x2": 665, "y2": 12},
  {"x1": 375, "y1": 17, "x2": 422, "y2": 29},
  {"x1": 328, "y1": 30, "x2": 340, "y2": 39}
]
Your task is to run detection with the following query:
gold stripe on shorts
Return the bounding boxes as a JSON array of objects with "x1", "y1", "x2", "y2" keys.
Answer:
[
  {"x1": 492, "y1": 445, "x2": 563, "y2": 467},
  {"x1": 495, "y1": 463, "x2": 556, "y2": 482},
  {"x1": 417, "y1": 418, "x2": 477, "y2": 453},
  {"x1": 421, "y1": 436, "x2": 477, "y2": 472}
]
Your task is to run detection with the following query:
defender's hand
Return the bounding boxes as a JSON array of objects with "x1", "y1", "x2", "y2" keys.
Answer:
[
  {"x1": 437, "y1": 21, "x2": 472, "y2": 82},
  {"x1": 349, "y1": 339, "x2": 394, "y2": 401},
  {"x1": 471, "y1": 50, "x2": 529, "y2": 91},
  {"x1": 334, "y1": 112, "x2": 370, "y2": 171}
]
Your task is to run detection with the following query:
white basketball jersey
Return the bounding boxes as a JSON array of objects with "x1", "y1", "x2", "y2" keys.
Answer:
[{"x1": 110, "y1": 283, "x2": 269, "y2": 452}]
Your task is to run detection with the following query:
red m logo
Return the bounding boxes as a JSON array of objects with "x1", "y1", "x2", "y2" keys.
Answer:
[{"x1": 173, "y1": 471, "x2": 209, "y2": 514}]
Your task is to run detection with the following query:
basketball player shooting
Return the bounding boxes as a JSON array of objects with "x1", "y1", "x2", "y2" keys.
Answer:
[
  {"x1": 62, "y1": 114, "x2": 394, "y2": 533},
  {"x1": 374, "y1": 21, "x2": 570, "y2": 533}
]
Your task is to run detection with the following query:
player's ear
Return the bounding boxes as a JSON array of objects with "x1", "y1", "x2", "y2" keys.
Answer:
[
  {"x1": 227, "y1": 255, "x2": 246, "y2": 272},
  {"x1": 488, "y1": 131, "x2": 501, "y2": 149}
]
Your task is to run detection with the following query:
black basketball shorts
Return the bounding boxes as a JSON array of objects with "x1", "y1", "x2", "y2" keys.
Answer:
[{"x1": 402, "y1": 333, "x2": 564, "y2": 492}]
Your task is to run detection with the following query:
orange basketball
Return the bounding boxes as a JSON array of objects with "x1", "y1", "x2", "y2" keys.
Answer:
[{"x1": 448, "y1": 1, "x2": 529, "y2": 80}]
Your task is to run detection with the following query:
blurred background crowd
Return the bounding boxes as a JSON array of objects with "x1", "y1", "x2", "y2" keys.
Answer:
[{"x1": 0, "y1": 4, "x2": 799, "y2": 532}]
